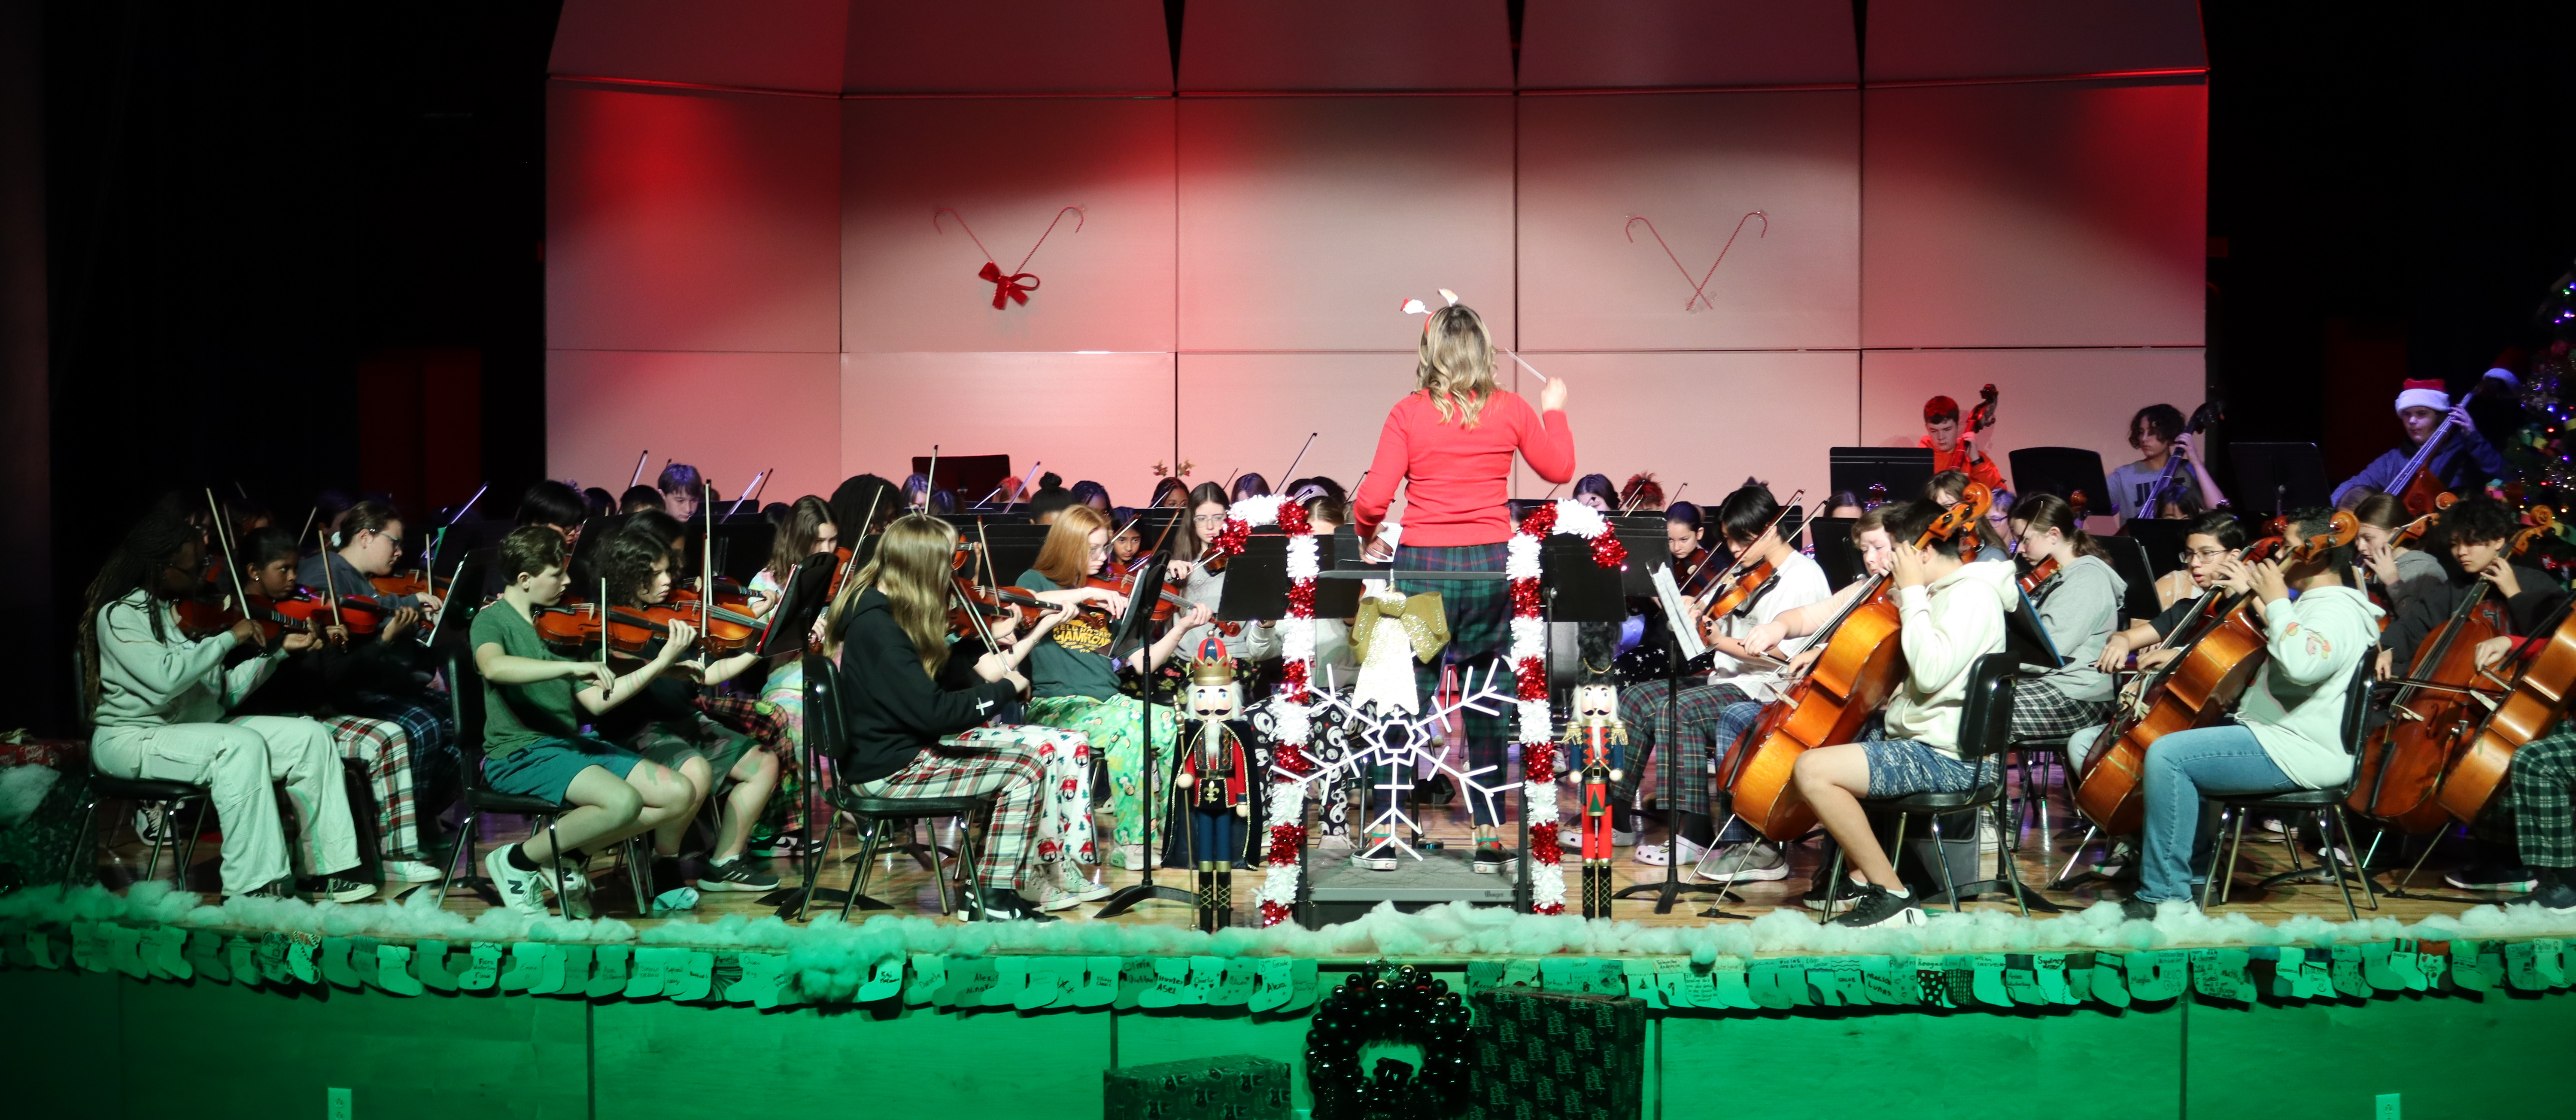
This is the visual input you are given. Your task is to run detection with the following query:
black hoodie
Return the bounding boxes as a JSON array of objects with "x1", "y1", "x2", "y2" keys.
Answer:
[{"x1": 833, "y1": 586, "x2": 1019, "y2": 783}]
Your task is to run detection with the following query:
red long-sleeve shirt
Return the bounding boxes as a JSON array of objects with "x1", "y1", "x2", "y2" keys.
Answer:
[
  {"x1": 1352, "y1": 390, "x2": 1577, "y2": 548},
  {"x1": 1920, "y1": 435, "x2": 2008, "y2": 494}
]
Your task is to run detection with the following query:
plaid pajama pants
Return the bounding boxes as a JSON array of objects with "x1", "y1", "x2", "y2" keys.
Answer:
[
  {"x1": 857, "y1": 736, "x2": 1047, "y2": 892},
  {"x1": 341, "y1": 691, "x2": 455, "y2": 824},
  {"x1": 1395, "y1": 542, "x2": 1513, "y2": 825},
  {"x1": 2008, "y1": 676, "x2": 2116, "y2": 750},
  {"x1": 1609, "y1": 680, "x2": 1753, "y2": 819},
  {"x1": 2512, "y1": 723, "x2": 2576, "y2": 870},
  {"x1": 318, "y1": 715, "x2": 420, "y2": 859}
]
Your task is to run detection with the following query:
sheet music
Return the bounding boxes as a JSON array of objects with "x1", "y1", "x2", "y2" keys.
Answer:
[{"x1": 1650, "y1": 563, "x2": 1707, "y2": 661}]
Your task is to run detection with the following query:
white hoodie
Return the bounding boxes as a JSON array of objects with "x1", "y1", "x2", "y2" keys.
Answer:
[
  {"x1": 1882, "y1": 560, "x2": 2019, "y2": 755},
  {"x1": 2239, "y1": 584, "x2": 2381, "y2": 788}
]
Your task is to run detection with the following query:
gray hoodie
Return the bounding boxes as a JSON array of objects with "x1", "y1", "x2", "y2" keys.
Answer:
[
  {"x1": 91, "y1": 591, "x2": 286, "y2": 730},
  {"x1": 2029, "y1": 554, "x2": 2127, "y2": 703}
]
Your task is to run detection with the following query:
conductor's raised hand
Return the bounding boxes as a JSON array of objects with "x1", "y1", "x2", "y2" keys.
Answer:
[{"x1": 1539, "y1": 375, "x2": 1569, "y2": 414}]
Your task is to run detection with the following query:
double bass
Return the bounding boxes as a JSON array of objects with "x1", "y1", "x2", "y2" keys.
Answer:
[
  {"x1": 1720, "y1": 484, "x2": 1992, "y2": 842},
  {"x1": 2075, "y1": 512, "x2": 2359, "y2": 835}
]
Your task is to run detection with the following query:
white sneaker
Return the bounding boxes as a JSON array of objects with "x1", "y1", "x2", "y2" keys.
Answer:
[
  {"x1": 380, "y1": 859, "x2": 444, "y2": 883},
  {"x1": 1117, "y1": 845, "x2": 1164, "y2": 870},
  {"x1": 482, "y1": 846, "x2": 552, "y2": 916},
  {"x1": 1633, "y1": 838, "x2": 1710, "y2": 867},
  {"x1": 134, "y1": 806, "x2": 167, "y2": 846},
  {"x1": 1051, "y1": 865, "x2": 1114, "y2": 907},
  {"x1": 1692, "y1": 841, "x2": 1790, "y2": 883}
]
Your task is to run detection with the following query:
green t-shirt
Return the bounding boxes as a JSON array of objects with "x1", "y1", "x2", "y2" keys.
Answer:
[
  {"x1": 1018, "y1": 569, "x2": 1121, "y2": 701},
  {"x1": 469, "y1": 601, "x2": 584, "y2": 758}
]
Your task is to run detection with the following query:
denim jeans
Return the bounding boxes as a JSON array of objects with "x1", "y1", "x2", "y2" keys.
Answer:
[{"x1": 2137, "y1": 723, "x2": 2296, "y2": 904}]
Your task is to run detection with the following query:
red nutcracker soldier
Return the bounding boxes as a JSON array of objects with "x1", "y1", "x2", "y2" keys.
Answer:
[
  {"x1": 1173, "y1": 640, "x2": 1251, "y2": 932},
  {"x1": 1560, "y1": 683, "x2": 1626, "y2": 919}
]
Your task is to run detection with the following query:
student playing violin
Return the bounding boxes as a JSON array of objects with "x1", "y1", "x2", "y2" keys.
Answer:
[
  {"x1": 1665, "y1": 501, "x2": 1719, "y2": 598},
  {"x1": 1612, "y1": 485, "x2": 1830, "y2": 874},
  {"x1": 1167, "y1": 481, "x2": 1250, "y2": 659},
  {"x1": 658, "y1": 463, "x2": 705, "y2": 522},
  {"x1": 741, "y1": 494, "x2": 839, "y2": 857},
  {"x1": 2350, "y1": 492, "x2": 2446, "y2": 623},
  {"x1": 589, "y1": 523, "x2": 781, "y2": 896},
  {"x1": 2003, "y1": 494, "x2": 2127, "y2": 751},
  {"x1": 225, "y1": 526, "x2": 444, "y2": 884},
  {"x1": 1014, "y1": 503, "x2": 1214, "y2": 870},
  {"x1": 81, "y1": 505, "x2": 375, "y2": 902},
  {"x1": 471, "y1": 527, "x2": 702, "y2": 917},
  {"x1": 290, "y1": 499, "x2": 459, "y2": 829},
  {"x1": 517, "y1": 480, "x2": 588, "y2": 545},
  {"x1": 303, "y1": 500, "x2": 441, "y2": 625},
  {"x1": 1571, "y1": 473, "x2": 1618, "y2": 511}
]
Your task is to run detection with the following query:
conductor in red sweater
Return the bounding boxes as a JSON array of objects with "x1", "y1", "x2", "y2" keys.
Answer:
[{"x1": 1352, "y1": 302, "x2": 1577, "y2": 866}]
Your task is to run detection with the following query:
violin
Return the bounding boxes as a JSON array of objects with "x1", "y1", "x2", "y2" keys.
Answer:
[
  {"x1": 173, "y1": 590, "x2": 328, "y2": 643},
  {"x1": 2076, "y1": 512, "x2": 2358, "y2": 835},
  {"x1": 2017, "y1": 555, "x2": 2060, "y2": 595},
  {"x1": 1673, "y1": 546, "x2": 1718, "y2": 597},
  {"x1": 951, "y1": 581, "x2": 1071, "y2": 640},
  {"x1": 1722, "y1": 483, "x2": 1991, "y2": 841},
  {"x1": 532, "y1": 599, "x2": 705, "y2": 661},
  {"x1": 369, "y1": 569, "x2": 447, "y2": 601},
  {"x1": 1692, "y1": 491, "x2": 1803, "y2": 644}
]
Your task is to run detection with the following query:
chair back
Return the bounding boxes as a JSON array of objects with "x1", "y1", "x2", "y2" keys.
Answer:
[
  {"x1": 2336, "y1": 654, "x2": 2375, "y2": 756},
  {"x1": 801, "y1": 652, "x2": 850, "y2": 769},
  {"x1": 445, "y1": 651, "x2": 492, "y2": 773},
  {"x1": 1952, "y1": 652, "x2": 2023, "y2": 762}
]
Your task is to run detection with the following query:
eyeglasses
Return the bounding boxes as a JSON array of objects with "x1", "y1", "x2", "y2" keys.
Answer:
[
  {"x1": 2179, "y1": 548, "x2": 2231, "y2": 563},
  {"x1": 1192, "y1": 514, "x2": 1227, "y2": 526}
]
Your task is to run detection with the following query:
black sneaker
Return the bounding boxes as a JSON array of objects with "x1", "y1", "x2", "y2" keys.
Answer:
[
  {"x1": 2513, "y1": 879, "x2": 2576, "y2": 914},
  {"x1": 299, "y1": 876, "x2": 378, "y2": 904},
  {"x1": 2117, "y1": 897, "x2": 2158, "y2": 922},
  {"x1": 1802, "y1": 873, "x2": 1868, "y2": 911},
  {"x1": 235, "y1": 878, "x2": 295, "y2": 900},
  {"x1": 1827, "y1": 885, "x2": 1925, "y2": 928},
  {"x1": 749, "y1": 832, "x2": 806, "y2": 859},
  {"x1": 1471, "y1": 846, "x2": 1518, "y2": 875},
  {"x1": 2444, "y1": 864, "x2": 2540, "y2": 893},
  {"x1": 695, "y1": 857, "x2": 781, "y2": 893},
  {"x1": 972, "y1": 888, "x2": 1060, "y2": 922}
]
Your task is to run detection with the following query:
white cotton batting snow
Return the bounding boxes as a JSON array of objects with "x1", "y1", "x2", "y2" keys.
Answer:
[
  {"x1": 9, "y1": 885, "x2": 2576, "y2": 963},
  {"x1": 0, "y1": 764, "x2": 58, "y2": 827}
]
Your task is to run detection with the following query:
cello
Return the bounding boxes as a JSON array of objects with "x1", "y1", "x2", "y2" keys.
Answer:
[
  {"x1": 1720, "y1": 484, "x2": 1992, "y2": 842},
  {"x1": 2438, "y1": 596, "x2": 2576, "y2": 824},
  {"x1": 2389, "y1": 400, "x2": 2469, "y2": 517},
  {"x1": 2075, "y1": 512, "x2": 2358, "y2": 835}
]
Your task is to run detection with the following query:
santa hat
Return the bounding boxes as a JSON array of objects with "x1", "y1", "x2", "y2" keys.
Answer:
[
  {"x1": 2394, "y1": 379, "x2": 2449, "y2": 414},
  {"x1": 2483, "y1": 366, "x2": 2520, "y2": 390}
]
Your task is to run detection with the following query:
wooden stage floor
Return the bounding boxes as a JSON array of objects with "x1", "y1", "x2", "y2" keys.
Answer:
[{"x1": 103, "y1": 776, "x2": 2498, "y2": 932}]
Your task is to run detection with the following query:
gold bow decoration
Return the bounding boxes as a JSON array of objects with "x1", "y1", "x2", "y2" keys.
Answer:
[{"x1": 1349, "y1": 592, "x2": 1450, "y2": 667}]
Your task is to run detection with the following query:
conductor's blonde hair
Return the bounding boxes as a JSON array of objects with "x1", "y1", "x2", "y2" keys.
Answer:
[{"x1": 1415, "y1": 303, "x2": 1498, "y2": 428}]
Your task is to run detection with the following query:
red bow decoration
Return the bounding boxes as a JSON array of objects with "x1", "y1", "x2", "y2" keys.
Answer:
[
  {"x1": 935, "y1": 205, "x2": 1084, "y2": 312},
  {"x1": 979, "y1": 261, "x2": 1039, "y2": 308}
]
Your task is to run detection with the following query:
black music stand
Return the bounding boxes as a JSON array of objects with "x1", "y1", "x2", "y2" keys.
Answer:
[
  {"x1": 1807, "y1": 516, "x2": 1863, "y2": 590},
  {"x1": 1601, "y1": 553, "x2": 1739, "y2": 917},
  {"x1": 2008, "y1": 447, "x2": 2112, "y2": 521},
  {"x1": 909, "y1": 454, "x2": 1011, "y2": 505},
  {"x1": 1830, "y1": 447, "x2": 1936, "y2": 509},
  {"x1": 1315, "y1": 528, "x2": 1376, "y2": 618},
  {"x1": 711, "y1": 519, "x2": 777, "y2": 584},
  {"x1": 976, "y1": 524, "x2": 1051, "y2": 585},
  {"x1": 1094, "y1": 553, "x2": 1196, "y2": 917},
  {"x1": 2120, "y1": 518, "x2": 2193, "y2": 579},
  {"x1": 1215, "y1": 537, "x2": 1288, "y2": 623},
  {"x1": 2093, "y1": 534, "x2": 2164, "y2": 626},
  {"x1": 2231, "y1": 442, "x2": 2330, "y2": 516}
]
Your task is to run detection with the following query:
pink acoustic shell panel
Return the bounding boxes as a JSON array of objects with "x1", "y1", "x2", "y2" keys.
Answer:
[
  {"x1": 1856, "y1": 348, "x2": 2206, "y2": 503},
  {"x1": 547, "y1": 350, "x2": 844, "y2": 505},
  {"x1": 1178, "y1": 97, "x2": 1515, "y2": 353},
  {"x1": 1177, "y1": 353, "x2": 1433, "y2": 509},
  {"x1": 1179, "y1": 0, "x2": 1511, "y2": 91},
  {"x1": 840, "y1": 352, "x2": 1178, "y2": 507},
  {"x1": 842, "y1": 0, "x2": 1172, "y2": 93},
  {"x1": 1860, "y1": 78, "x2": 2207, "y2": 349},
  {"x1": 1865, "y1": 0, "x2": 2205, "y2": 83},
  {"x1": 842, "y1": 98, "x2": 1176, "y2": 353},
  {"x1": 1517, "y1": 90, "x2": 1859, "y2": 351},
  {"x1": 1501, "y1": 351, "x2": 1859, "y2": 509},
  {"x1": 1517, "y1": 0, "x2": 1856, "y2": 90},
  {"x1": 550, "y1": 0, "x2": 851, "y2": 91},
  {"x1": 547, "y1": 85, "x2": 842, "y2": 353}
]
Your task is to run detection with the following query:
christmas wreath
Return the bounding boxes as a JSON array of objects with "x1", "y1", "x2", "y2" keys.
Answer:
[{"x1": 1304, "y1": 964, "x2": 1474, "y2": 1120}]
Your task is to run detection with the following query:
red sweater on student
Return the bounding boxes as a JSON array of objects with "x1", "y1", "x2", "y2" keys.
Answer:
[{"x1": 1352, "y1": 390, "x2": 1578, "y2": 548}]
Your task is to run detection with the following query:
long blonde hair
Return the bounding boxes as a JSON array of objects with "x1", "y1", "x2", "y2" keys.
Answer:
[
  {"x1": 1034, "y1": 504, "x2": 1112, "y2": 588},
  {"x1": 824, "y1": 513, "x2": 956, "y2": 676},
  {"x1": 1416, "y1": 303, "x2": 1498, "y2": 428}
]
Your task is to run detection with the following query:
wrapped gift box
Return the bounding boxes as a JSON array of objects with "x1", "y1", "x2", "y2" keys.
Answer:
[
  {"x1": 1103, "y1": 1053, "x2": 1291, "y2": 1120},
  {"x1": 1468, "y1": 987, "x2": 1646, "y2": 1120}
]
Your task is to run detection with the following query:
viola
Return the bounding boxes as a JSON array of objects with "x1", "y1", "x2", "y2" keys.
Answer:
[
  {"x1": 1722, "y1": 483, "x2": 1991, "y2": 842},
  {"x1": 2137, "y1": 399, "x2": 2222, "y2": 517},
  {"x1": 2075, "y1": 513, "x2": 2358, "y2": 835}
]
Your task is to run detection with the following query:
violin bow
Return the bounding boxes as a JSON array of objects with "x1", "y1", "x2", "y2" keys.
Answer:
[
  {"x1": 727, "y1": 469, "x2": 770, "y2": 520},
  {"x1": 919, "y1": 445, "x2": 940, "y2": 511},
  {"x1": 447, "y1": 481, "x2": 489, "y2": 527},
  {"x1": 703, "y1": 482, "x2": 714, "y2": 654},
  {"x1": 423, "y1": 554, "x2": 468, "y2": 648},
  {"x1": 1279, "y1": 432, "x2": 1318, "y2": 490},
  {"x1": 314, "y1": 499, "x2": 346, "y2": 632},
  {"x1": 203, "y1": 490, "x2": 256, "y2": 629},
  {"x1": 1692, "y1": 490, "x2": 1807, "y2": 609},
  {"x1": 629, "y1": 450, "x2": 650, "y2": 490},
  {"x1": 1012, "y1": 462, "x2": 1040, "y2": 505}
]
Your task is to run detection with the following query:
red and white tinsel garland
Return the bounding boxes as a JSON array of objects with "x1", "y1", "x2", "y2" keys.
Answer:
[
  {"x1": 1198, "y1": 494, "x2": 1319, "y2": 927},
  {"x1": 1507, "y1": 499, "x2": 1627, "y2": 915}
]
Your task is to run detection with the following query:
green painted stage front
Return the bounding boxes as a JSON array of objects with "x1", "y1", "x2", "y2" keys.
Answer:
[{"x1": 11, "y1": 968, "x2": 2564, "y2": 1119}]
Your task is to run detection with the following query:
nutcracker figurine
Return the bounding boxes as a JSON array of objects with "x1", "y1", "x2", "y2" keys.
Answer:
[
  {"x1": 1174, "y1": 639, "x2": 1252, "y2": 931},
  {"x1": 1559, "y1": 683, "x2": 1626, "y2": 918}
]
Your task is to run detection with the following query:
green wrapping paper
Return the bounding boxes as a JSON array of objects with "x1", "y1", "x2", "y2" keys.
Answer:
[
  {"x1": 1468, "y1": 987, "x2": 1646, "y2": 1120},
  {"x1": 1102, "y1": 1054, "x2": 1291, "y2": 1120}
]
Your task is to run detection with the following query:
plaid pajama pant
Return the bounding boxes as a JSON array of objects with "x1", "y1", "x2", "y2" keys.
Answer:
[
  {"x1": 1610, "y1": 680, "x2": 1753, "y2": 819},
  {"x1": 2008, "y1": 676, "x2": 2116, "y2": 750},
  {"x1": 857, "y1": 736, "x2": 1048, "y2": 892},
  {"x1": 318, "y1": 715, "x2": 420, "y2": 859},
  {"x1": 341, "y1": 691, "x2": 455, "y2": 824},
  {"x1": 2513, "y1": 723, "x2": 2576, "y2": 869},
  {"x1": 1395, "y1": 542, "x2": 1513, "y2": 825}
]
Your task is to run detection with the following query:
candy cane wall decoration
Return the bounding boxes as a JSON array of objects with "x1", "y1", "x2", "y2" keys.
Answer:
[
  {"x1": 1624, "y1": 211, "x2": 1768, "y2": 312},
  {"x1": 932, "y1": 205, "x2": 1084, "y2": 309}
]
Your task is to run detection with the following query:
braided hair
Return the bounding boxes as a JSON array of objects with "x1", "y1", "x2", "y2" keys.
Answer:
[{"x1": 78, "y1": 507, "x2": 203, "y2": 718}]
